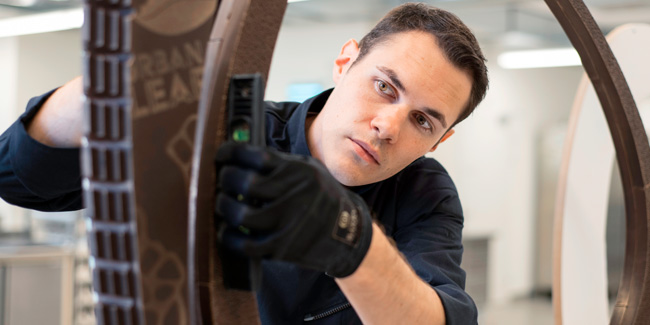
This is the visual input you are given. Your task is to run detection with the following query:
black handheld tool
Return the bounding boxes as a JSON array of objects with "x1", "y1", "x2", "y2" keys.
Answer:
[
  {"x1": 227, "y1": 74, "x2": 266, "y2": 147},
  {"x1": 220, "y1": 73, "x2": 265, "y2": 291}
]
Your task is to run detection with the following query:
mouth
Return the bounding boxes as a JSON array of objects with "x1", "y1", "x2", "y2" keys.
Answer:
[{"x1": 349, "y1": 138, "x2": 380, "y2": 165}]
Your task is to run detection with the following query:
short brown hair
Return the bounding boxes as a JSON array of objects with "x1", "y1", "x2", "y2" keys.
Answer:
[{"x1": 355, "y1": 3, "x2": 488, "y2": 127}]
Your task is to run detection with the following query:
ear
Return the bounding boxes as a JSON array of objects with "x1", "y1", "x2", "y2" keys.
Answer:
[
  {"x1": 333, "y1": 39, "x2": 360, "y2": 85},
  {"x1": 429, "y1": 129, "x2": 455, "y2": 152}
]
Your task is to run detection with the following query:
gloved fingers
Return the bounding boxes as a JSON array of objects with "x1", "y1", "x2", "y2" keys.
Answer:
[
  {"x1": 219, "y1": 163, "x2": 306, "y2": 201},
  {"x1": 219, "y1": 165, "x2": 255, "y2": 198},
  {"x1": 216, "y1": 193, "x2": 280, "y2": 230},
  {"x1": 220, "y1": 227, "x2": 277, "y2": 258},
  {"x1": 215, "y1": 142, "x2": 283, "y2": 173}
]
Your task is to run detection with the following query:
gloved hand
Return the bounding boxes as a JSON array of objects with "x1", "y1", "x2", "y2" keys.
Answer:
[{"x1": 215, "y1": 142, "x2": 374, "y2": 278}]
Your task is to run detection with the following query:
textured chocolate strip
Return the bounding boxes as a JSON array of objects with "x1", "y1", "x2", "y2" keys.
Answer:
[
  {"x1": 82, "y1": 0, "x2": 220, "y2": 323},
  {"x1": 188, "y1": 1, "x2": 287, "y2": 324},
  {"x1": 546, "y1": 0, "x2": 650, "y2": 324}
]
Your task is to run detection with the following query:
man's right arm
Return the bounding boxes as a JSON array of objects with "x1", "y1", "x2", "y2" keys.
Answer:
[
  {"x1": 0, "y1": 77, "x2": 84, "y2": 211},
  {"x1": 27, "y1": 76, "x2": 84, "y2": 147}
]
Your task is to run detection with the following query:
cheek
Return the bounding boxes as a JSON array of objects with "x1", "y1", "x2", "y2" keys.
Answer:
[
  {"x1": 403, "y1": 128, "x2": 435, "y2": 149},
  {"x1": 393, "y1": 133, "x2": 438, "y2": 164}
]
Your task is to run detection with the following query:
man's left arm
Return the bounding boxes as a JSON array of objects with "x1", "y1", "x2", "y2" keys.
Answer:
[
  {"x1": 336, "y1": 223, "x2": 446, "y2": 324},
  {"x1": 336, "y1": 162, "x2": 477, "y2": 325},
  {"x1": 215, "y1": 144, "x2": 475, "y2": 323}
]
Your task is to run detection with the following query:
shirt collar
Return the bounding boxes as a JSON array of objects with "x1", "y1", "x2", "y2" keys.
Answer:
[{"x1": 286, "y1": 88, "x2": 333, "y2": 157}]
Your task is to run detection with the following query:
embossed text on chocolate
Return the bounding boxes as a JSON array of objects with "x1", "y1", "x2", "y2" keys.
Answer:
[{"x1": 132, "y1": 39, "x2": 205, "y2": 120}]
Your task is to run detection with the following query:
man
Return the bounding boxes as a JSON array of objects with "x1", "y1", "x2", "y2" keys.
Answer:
[{"x1": 0, "y1": 3, "x2": 488, "y2": 324}]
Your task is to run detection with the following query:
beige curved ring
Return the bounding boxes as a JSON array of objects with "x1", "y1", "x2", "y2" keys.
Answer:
[{"x1": 553, "y1": 24, "x2": 650, "y2": 324}]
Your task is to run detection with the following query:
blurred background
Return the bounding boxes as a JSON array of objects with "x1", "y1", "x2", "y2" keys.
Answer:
[{"x1": 0, "y1": 0, "x2": 647, "y2": 324}]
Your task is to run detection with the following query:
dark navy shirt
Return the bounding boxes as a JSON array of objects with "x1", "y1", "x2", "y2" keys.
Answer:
[{"x1": 0, "y1": 89, "x2": 477, "y2": 324}]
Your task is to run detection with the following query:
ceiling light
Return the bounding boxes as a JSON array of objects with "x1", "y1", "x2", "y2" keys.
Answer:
[
  {"x1": 0, "y1": 8, "x2": 83, "y2": 38},
  {"x1": 0, "y1": 1, "x2": 310, "y2": 39},
  {"x1": 498, "y1": 48, "x2": 582, "y2": 69}
]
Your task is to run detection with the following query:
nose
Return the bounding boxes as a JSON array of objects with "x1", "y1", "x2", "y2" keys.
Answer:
[{"x1": 370, "y1": 107, "x2": 406, "y2": 143}]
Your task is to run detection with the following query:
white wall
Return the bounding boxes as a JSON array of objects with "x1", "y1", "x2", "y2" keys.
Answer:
[
  {"x1": 0, "y1": 37, "x2": 18, "y2": 132},
  {"x1": 16, "y1": 29, "x2": 82, "y2": 109},
  {"x1": 0, "y1": 29, "x2": 81, "y2": 127},
  {"x1": 267, "y1": 20, "x2": 372, "y2": 101},
  {"x1": 0, "y1": 36, "x2": 22, "y2": 230}
]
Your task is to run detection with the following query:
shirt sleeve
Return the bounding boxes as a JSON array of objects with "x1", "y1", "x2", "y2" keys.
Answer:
[
  {"x1": 0, "y1": 89, "x2": 83, "y2": 211},
  {"x1": 393, "y1": 159, "x2": 477, "y2": 324}
]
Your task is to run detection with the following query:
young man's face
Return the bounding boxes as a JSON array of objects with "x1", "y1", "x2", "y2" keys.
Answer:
[{"x1": 308, "y1": 31, "x2": 472, "y2": 186}]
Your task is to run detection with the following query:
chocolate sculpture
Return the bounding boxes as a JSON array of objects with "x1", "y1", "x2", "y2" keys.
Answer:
[
  {"x1": 82, "y1": 0, "x2": 284, "y2": 323},
  {"x1": 80, "y1": 0, "x2": 649, "y2": 323}
]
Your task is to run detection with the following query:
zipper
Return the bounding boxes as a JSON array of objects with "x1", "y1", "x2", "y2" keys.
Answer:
[{"x1": 303, "y1": 302, "x2": 352, "y2": 321}]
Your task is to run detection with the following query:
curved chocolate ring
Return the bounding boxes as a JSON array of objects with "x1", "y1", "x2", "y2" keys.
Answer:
[
  {"x1": 188, "y1": 0, "x2": 286, "y2": 324},
  {"x1": 547, "y1": 0, "x2": 650, "y2": 324}
]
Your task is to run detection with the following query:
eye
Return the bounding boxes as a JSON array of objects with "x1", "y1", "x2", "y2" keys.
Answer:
[
  {"x1": 375, "y1": 80, "x2": 396, "y2": 98},
  {"x1": 414, "y1": 114, "x2": 433, "y2": 132}
]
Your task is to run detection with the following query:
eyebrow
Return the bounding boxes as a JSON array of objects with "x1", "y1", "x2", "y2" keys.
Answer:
[
  {"x1": 377, "y1": 66, "x2": 406, "y2": 93},
  {"x1": 377, "y1": 65, "x2": 448, "y2": 129},
  {"x1": 423, "y1": 107, "x2": 447, "y2": 129}
]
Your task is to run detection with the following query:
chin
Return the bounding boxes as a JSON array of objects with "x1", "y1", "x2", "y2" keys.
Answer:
[
  {"x1": 329, "y1": 168, "x2": 365, "y2": 187},
  {"x1": 332, "y1": 169, "x2": 379, "y2": 187},
  {"x1": 331, "y1": 173, "x2": 359, "y2": 187},
  {"x1": 325, "y1": 157, "x2": 378, "y2": 186}
]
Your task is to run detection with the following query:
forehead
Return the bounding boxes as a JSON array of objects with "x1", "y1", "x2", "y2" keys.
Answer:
[{"x1": 359, "y1": 31, "x2": 472, "y2": 123}]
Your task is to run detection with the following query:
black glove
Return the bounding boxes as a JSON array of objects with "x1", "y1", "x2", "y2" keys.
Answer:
[{"x1": 215, "y1": 142, "x2": 374, "y2": 278}]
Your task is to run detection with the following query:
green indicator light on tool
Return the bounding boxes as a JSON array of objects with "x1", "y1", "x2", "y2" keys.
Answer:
[{"x1": 233, "y1": 129, "x2": 250, "y2": 142}]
